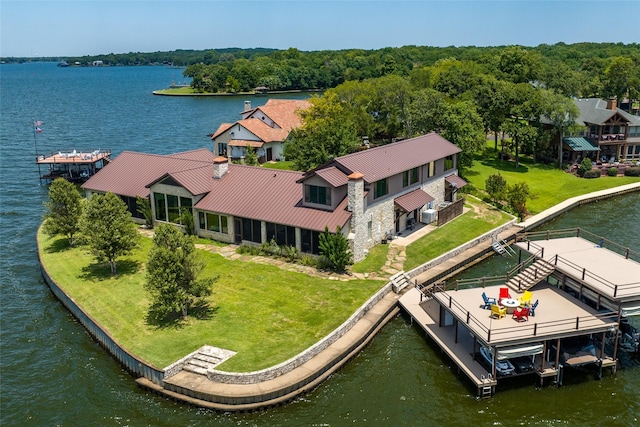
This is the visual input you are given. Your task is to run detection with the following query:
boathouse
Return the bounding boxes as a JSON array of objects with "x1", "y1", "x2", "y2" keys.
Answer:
[
  {"x1": 36, "y1": 149, "x2": 111, "y2": 184},
  {"x1": 399, "y1": 228, "x2": 639, "y2": 398}
]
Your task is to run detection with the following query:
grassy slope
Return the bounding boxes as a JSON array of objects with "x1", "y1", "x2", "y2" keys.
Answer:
[
  {"x1": 404, "y1": 197, "x2": 513, "y2": 270},
  {"x1": 466, "y1": 153, "x2": 638, "y2": 214},
  {"x1": 38, "y1": 231, "x2": 382, "y2": 371}
]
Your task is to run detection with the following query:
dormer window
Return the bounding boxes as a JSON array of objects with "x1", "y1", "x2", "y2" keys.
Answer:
[{"x1": 305, "y1": 184, "x2": 331, "y2": 206}]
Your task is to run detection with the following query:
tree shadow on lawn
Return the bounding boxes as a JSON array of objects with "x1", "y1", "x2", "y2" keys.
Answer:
[
  {"x1": 479, "y1": 157, "x2": 530, "y2": 174},
  {"x1": 79, "y1": 259, "x2": 142, "y2": 281},
  {"x1": 145, "y1": 301, "x2": 218, "y2": 330},
  {"x1": 44, "y1": 237, "x2": 73, "y2": 253}
]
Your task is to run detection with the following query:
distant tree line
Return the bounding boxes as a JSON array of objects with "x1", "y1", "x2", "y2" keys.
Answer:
[
  {"x1": 281, "y1": 42, "x2": 640, "y2": 172},
  {"x1": 4, "y1": 43, "x2": 638, "y2": 101}
]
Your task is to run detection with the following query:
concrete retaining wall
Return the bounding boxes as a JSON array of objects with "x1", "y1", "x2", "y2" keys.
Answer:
[{"x1": 37, "y1": 234, "x2": 165, "y2": 385}]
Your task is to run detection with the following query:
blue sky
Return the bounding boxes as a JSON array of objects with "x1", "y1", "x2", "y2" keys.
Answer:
[{"x1": 2, "y1": 1, "x2": 638, "y2": 57}]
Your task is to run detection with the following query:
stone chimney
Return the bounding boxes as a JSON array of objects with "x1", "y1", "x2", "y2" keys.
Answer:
[
  {"x1": 607, "y1": 98, "x2": 617, "y2": 111},
  {"x1": 347, "y1": 172, "x2": 364, "y2": 214},
  {"x1": 244, "y1": 100, "x2": 252, "y2": 111},
  {"x1": 213, "y1": 156, "x2": 228, "y2": 179}
]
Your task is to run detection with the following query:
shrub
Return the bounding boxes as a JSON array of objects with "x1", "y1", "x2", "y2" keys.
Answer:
[
  {"x1": 485, "y1": 173, "x2": 507, "y2": 205},
  {"x1": 283, "y1": 245, "x2": 299, "y2": 262},
  {"x1": 299, "y1": 254, "x2": 316, "y2": 267},
  {"x1": 577, "y1": 158, "x2": 593, "y2": 177},
  {"x1": 583, "y1": 169, "x2": 601, "y2": 179},
  {"x1": 318, "y1": 226, "x2": 352, "y2": 272},
  {"x1": 624, "y1": 166, "x2": 640, "y2": 176},
  {"x1": 607, "y1": 167, "x2": 618, "y2": 177},
  {"x1": 507, "y1": 182, "x2": 530, "y2": 220}
]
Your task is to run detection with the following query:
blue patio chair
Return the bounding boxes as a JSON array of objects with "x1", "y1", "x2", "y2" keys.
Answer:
[
  {"x1": 530, "y1": 299, "x2": 539, "y2": 317},
  {"x1": 482, "y1": 292, "x2": 497, "y2": 309}
]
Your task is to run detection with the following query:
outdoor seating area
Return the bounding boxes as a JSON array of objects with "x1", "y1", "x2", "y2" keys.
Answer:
[{"x1": 482, "y1": 288, "x2": 536, "y2": 322}]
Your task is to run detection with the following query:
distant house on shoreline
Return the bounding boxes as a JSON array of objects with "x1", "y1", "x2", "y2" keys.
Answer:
[
  {"x1": 210, "y1": 99, "x2": 311, "y2": 163},
  {"x1": 82, "y1": 133, "x2": 466, "y2": 262}
]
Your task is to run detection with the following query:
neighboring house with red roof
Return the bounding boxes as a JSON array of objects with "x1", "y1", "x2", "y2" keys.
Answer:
[
  {"x1": 82, "y1": 133, "x2": 466, "y2": 262},
  {"x1": 210, "y1": 99, "x2": 311, "y2": 163}
]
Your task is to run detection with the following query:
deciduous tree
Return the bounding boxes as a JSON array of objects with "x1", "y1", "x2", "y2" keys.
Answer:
[
  {"x1": 283, "y1": 93, "x2": 360, "y2": 171},
  {"x1": 81, "y1": 192, "x2": 139, "y2": 275},
  {"x1": 485, "y1": 173, "x2": 508, "y2": 206},
  {"x1": 145, "y1": 224, "x2": 215, "y2": 319},
  {"x1": 43, "y1": 178, "x2": 83, "y2": 246}
]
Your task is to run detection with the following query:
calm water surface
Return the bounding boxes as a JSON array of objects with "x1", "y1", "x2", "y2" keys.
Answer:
[{"x1": 1, "y1": 63, "x2": 638, "y2": 426}]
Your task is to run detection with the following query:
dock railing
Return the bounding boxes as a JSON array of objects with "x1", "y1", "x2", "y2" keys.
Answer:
[
  {"x1": 516, "y1": 230, "x2": 640, "y2": 298},
  {"x1": 516, "y1": 227, "x2": 640, "y2": 263},
  {"x1": 435, "y1": 286, "x2": 619, "y2": 344}
]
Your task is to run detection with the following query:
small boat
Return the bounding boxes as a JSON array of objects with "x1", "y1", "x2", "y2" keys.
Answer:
[
  {"x1": 57, "y1": 61, "x2": 70, "y2": 67},
  {"x1": 480, "y1": 347, "x2": 515, "y2": 375}
]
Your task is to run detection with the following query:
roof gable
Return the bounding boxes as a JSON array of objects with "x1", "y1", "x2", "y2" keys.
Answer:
[{"x1": 82, "y1": 149, "x2": 214, "y2": 198}]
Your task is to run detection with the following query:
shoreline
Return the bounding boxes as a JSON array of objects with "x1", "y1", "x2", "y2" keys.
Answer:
[
  {"x1": 37, "y1": 183, "x2": 640, "y2": 411},
  {"x1": 152, "y1": 88, "x2": 323, "y2": 97}
]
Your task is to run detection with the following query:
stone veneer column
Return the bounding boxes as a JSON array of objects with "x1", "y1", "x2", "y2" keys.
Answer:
[
  {"x1": 213, "y1": 156, "x2": 228, "y2": 179},
  {"x1": 347, "y1": 172, "x2": 367, "y2": 263}
]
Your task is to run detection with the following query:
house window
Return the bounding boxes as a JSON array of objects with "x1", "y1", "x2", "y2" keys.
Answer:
[
  {"x1": 206, "y1": 213, "x2": 228, "y2": 233},
  {"x1": 445, "y1": 155, "x2": 454, "y2": 170},
  {"x1": 367, "y1": 220, "x2": 372, "y2": 239},
  {"x1": 198, "y1": 212, "x2": 206, "y2": 230},
  {"x1": 374, "y1": 178, "x2": 388, "y2": 199},
  {"x1": 301, "y1": 228, "x2": 320, "y2": 254},
  {"x1": 630, "y1": 126, "x2": 640, "y2": 137},
  {"x1": 241, "y1": 218, "x2": 261, "y2": 243},
  {"x1": 427, "y1": 161, "x2": 435, "y2": 178},
  {"x1": 402, "y1": 167, "x2": 419, "y2": 187},
  {"x1": 167, "y1": 195, "x2": 180, "y2": 223},
  {"x1": 153, "y1": 192, "x2": 192, "y2": 223},
  {"x1": 266, "y1": 222, "x2": 296, "y2": 247},
  {"x1": 153, "y1": 192, "x2": 166, "y2": 221},
  {"x1": 218, "y1": 142, "x2": 227, "y2": 156},
  {"x1": 305, "y1": 184, "x2": 331, "y2": 206}
]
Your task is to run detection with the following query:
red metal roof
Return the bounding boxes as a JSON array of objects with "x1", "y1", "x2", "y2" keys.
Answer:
[
  {"x1": 394, "y1": 189, "x2": 434, "y2": 212},
  {"x1": 314, "y1": 166, "x2": 349, "y2": 187},
  {"x1": 332, "y1": 133, "x2": 461, "y2": 183},
  {"x1": 445, "y1": 174, "x2": 468, "y2": 188},
  {"x1": 81, "y1": 149, "x2": 214, "y2": 198},
  {"x1": 195, "y1": 164, "x2": 351, "y2": 232}
]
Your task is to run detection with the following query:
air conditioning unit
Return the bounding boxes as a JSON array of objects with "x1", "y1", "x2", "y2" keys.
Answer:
[{"x1": 421, "y1": 209, "x2": 437, "y2": 224}]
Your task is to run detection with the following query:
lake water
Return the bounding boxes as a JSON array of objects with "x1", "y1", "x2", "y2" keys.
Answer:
[{"x1": 1, "y1": 62, "x2": 638, "y2": 426}]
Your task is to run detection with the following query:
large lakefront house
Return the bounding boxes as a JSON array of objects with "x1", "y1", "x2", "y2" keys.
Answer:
[
  {"x1": 561, "y1": 98, "x2": 640, "y2": 165},
  {"x1": 82, "y1": 133, "x2": 466, "y2": 262},
  {"x1": 210, "y1": 98, "x2": 311, "y2": 163}
]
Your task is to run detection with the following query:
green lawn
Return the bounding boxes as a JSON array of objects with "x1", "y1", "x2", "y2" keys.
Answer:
[
  {"x1": 465, "y1": 152, "x2": 639, "y2": 214},
  {"x1": 351, "y1": 244, "x2": 389, "y2": 274},
  {"x1": 404, "y1": 197, "x2": 513, "y2": 270},
  {"x1": 38, "y1": 230, "x2": 382, "y2": 371},
  {"x1": 261, "y1": 161, "x2": 296, "y2": 171}
]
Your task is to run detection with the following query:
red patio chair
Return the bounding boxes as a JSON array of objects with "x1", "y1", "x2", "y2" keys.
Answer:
[
  {"x1": 512, "y1": 307, "x2": 530, "y2": 322},
  {"x1": 499, "y1": 287, "x2": 511, "y2": 304}
]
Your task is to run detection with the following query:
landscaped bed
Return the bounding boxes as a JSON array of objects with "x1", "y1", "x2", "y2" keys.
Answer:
[{"x1": 38, "y1": 228, "x2": 383, "y2": 372}]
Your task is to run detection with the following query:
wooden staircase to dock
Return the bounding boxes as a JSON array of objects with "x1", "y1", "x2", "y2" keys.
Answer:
[
  {"x1": 390, "y1": 271, "x2": 411, "y2": 293},
  {"x1": 505, "y1": 259, "x2": 555, "y2": 292}
]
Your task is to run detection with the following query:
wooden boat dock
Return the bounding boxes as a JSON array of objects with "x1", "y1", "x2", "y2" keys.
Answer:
[
  {"x1": 399, "y1": 228, "x2": 638, "y2": 398},
  {"x1": 36, "y1": 149, "x2": 111, "y2": 183}
]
